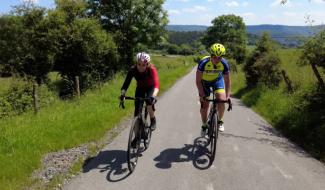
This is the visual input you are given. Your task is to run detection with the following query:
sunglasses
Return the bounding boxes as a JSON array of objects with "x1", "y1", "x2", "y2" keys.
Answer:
[
  {"x1": 137, "y1": 62, "x2": 148, "y2": 67},
  {"x1": 211, "y1": 55, "x2": 222, "y2": 59}
]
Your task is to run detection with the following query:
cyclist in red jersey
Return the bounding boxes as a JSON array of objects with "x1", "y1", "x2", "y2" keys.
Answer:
[{"x1": 120, "y1": 52, "x2": 159, "y2": 130}]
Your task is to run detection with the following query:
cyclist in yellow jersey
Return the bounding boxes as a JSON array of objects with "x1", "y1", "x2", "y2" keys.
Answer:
[{"x1": 196, "y1": 43, "x2": 231, "y2": 135}]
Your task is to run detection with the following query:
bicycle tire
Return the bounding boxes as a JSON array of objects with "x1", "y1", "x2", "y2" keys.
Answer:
[
  {"x1": 143, "y1": 107, "x2": 152, "y2": 150},
  {"x1": 209, "y1": 113, "x2": 217, "y2": 165},
  {"x1": 127, "y1": 117, "x2": 141, "y2": 172}
]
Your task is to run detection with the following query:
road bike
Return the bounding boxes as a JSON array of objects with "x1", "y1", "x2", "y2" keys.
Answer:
[
  {"x1": 204, "y1": 92, "x2": 232, "y2": 165},
  {"x1": 120, "y1": 96, "x2": 154, "y2": 172}
]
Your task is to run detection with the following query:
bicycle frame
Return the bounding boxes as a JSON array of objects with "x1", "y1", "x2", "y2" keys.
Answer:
[
  {"x1": 204, "y1": 88, "x2": 232, "y2": 165},
  {"x1": 122, "y1": 96, "x2": 149, "y2": 127},
  {"x1": 120, "y1": 96, "x2": 153, "y2": 172}
]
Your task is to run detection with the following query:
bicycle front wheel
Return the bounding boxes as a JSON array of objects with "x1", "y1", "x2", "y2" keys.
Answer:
[
  {"x1": 208, "y1": 114, "x2": 217, "y2": 165},
  {"x1": 143, "y1": 108, "x2": 152, "y2": 150},
  {"x1": 127, "y1": 118, "x2": 141, "y2": 172}
]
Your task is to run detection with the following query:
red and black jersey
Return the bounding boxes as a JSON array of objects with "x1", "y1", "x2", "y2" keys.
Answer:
[{"x1": 121, "y1": 64, "x2": 160, "y2": 91}]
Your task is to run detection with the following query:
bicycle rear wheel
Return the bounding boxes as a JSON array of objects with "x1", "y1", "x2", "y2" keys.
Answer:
[{"x1": 127, "y1": 118, "x2": 141, "y2": 172}]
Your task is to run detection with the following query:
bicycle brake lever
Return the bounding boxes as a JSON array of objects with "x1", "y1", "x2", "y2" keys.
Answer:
[
  {"x1": 227, "y1": 99, "x2": 232, "y2": 111},
  {"x1": 119, "y1": 101, "x2": 125, "y2": 109}
]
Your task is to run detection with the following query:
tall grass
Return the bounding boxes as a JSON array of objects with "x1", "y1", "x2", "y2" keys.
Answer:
[
  {"x1": 0, "y1": 77, "x2": 13, "y2": 95},
  {"x1": 230, "y1": 68, "x2": 246, "y2": 95},
  {"x1": 233, "y1": 48, "x2": 325, "y2": 161},
  {"x1": 278, "y1": 49, "x2": 318, "y2": 89},
  {"x1": 0, "y1": 55, "x2": 195, "y2": 190}
]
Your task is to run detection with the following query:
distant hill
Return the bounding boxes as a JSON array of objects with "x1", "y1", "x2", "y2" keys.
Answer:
[
  {"x1": 166, "y1": 24, "x2": 325, "y2": 47},
  {"x1": 166, "y1": 25, "x2": 208, "y2": 32},
  {"x1": 167, "y1": 24, "x2": 324, "y2": 36}
]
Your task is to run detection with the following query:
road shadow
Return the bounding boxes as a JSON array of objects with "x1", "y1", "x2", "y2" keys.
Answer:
[
  {"x1": 255, "y1": 122, "x2": 283, "y2": 138},
  {"x1": 153, "y1": 137, "x2": 216, "y2": 170},
  {"x1": 82, "y1": 149, "x2": 131, "y2": 182},
  {"x1": 220, "y1": 132, "x2": 310, "y2": 158}
]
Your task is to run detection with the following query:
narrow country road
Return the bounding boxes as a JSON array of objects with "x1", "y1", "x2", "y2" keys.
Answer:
[{"x1": 63, "y1": 68, "x2": 325, "y2": 190}]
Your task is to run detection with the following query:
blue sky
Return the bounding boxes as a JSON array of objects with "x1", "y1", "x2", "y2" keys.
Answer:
[{"x1": 1, "y1": 0, "x2": 325, "y2": 26}]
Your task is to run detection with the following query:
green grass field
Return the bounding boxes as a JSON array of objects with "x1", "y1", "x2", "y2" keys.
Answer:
[
  {"x1": 233, "y1": 48, "x2": 325, "y2": 162},
  {"x1": 0, "y1": 77, "x2": 13, "y2": 95},
  {"x1": 0, "y1": 55, "x2": 196, "y2": 190}
]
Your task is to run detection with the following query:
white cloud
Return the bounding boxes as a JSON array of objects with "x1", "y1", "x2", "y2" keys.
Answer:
[
  {"x1": 241, "y1": 12, "x2": 255, "y2": 18},
  {"x1": 176, "y1": 0, "x2": 189, "y2": 2},
  {"x1": 283, "y1": 12, "x2": 297, "y2": 17},
  {"x1": 312, "y1": 0, "x2": 325, "y2": 4},
  {"x1": 270, "y1": 0, "x2": 292, "y2": 7},
  {"x1": 168, "y1": 10, "x2": 181, "y2": 15},
  {"x1": 21, "y1": 0, "x2": 38, "y2": 3},
  {"x1": 242, "y1": 2, "x2": 249, "y2": 7},
  {"x1": 226, "y1": 1, "x2": 239, "y2": 7},
  {"x1": 267, "y1": 14, "x2": 277, "y2": 19},
  {"x1": 306, "y1": 11, "x2": 325, "y2": 25},
  {"x1": 183, "y1": 6, "x2": 208, "y2": 13},
  {"x1": 207, "y1": 0, "x2": 216, "y2": 2}
]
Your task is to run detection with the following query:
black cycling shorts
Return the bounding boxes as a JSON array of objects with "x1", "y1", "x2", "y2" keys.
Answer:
[{"x1": 134, "y1": 86, "x2": 155, "y2": 117}]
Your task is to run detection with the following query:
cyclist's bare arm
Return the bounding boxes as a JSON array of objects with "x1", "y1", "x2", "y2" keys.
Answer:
[
  {"x1": 224, "y1": 73, "x2": 231, "y2": 100},
  {"x1": 152, "y1": 88, "x2": 159, "y2": 97},
  {"x1": 196, "y1": 70, "x2": 205, "y2": 97}
]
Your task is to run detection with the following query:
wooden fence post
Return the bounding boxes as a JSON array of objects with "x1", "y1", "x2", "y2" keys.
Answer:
[
  {"x1": 310, "y1": 63, "x2": 325, "y2": 89},
  {"x1": 33, "y1": 82, "x2": 39, "y2": 114},
  {"x1": 75, "y1": 76, "x2": 80, "y2": 98},
  {"x1": 281, "y1": 70, "x2": 293, "y2": 92}
]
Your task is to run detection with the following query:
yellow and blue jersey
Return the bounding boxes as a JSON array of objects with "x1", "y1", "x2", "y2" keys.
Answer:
[{"x1": 197, "y1": 56, "x2": 230, "y2": 82}]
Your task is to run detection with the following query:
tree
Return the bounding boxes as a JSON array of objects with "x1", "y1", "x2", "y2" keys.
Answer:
[
  {"x1": 87, "y1": 0, "x2": 168, "y2": 68},
  {"x1": 202, "y1": 14, "x2": 247, "y2": 64},
  {"x1": 0, "y1": 4, "x2": 61, "y2": 84},
  {"x1": 244, "y1": 32, "x2": 282, "y2": 88},
  {"x1": 299, "y1": 30, "x2": 325, "y2": 89},
  {"x1": 179, "y1": 44, "x2": 194, "y2": 55},
  {"x1": 166, "y1": 43, "x2": 181, "y2": 55},
  {"x1": 0, "y1": 15, "x2": 23, "y2": 77},
  {"x1": 53, "y1": 0, "x2": 118, "y2": 92}
]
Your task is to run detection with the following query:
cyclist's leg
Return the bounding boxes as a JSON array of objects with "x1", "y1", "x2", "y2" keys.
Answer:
[
  {"x1": 135, "y1": 87, "x2": 149, "y2": 139},
  {"x1": 214, "y1": 79, "x2": 226, "y2": 131},
  {"x1": 216, "y1": 90, "x2": 226, "y2": 119},
  {"x1": 144, "y1": 87, "x2": 155, "y2": 119},
  {"x1": 134, "y1": 87, "x2": 145, "y2": 117},
  {"x1": 144, "y1": 87, "x2": 156, "y2": 130},
  {"x1": 200, "y1": 81, "x2": 211, "y2": 124}
]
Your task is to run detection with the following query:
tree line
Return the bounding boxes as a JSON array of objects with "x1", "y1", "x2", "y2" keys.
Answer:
[{"x1": 0, "y1": 0, "x2": 167, "y2": 90}]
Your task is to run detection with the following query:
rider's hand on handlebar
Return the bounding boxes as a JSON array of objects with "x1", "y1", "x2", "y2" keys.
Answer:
[
  {"x1": 149, "y1": 96, "x2": 157, "y2": 104},
  {"x1": 227, "y1": 97, "x2": 232, "y2": 111},
  {"x1": 120, "y1": 89, "x2": 126, "y2": 101},
  {"x1": 119, "y1": 95, "x2": 125, "y2": 101},
  {"x1": 199, "y1": 96, "x2": 208, "y2": 102}
]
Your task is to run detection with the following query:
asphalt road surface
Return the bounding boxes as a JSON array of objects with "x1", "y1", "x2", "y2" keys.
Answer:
[{"x1": 64, "y1": 68, "x2": 325, "y2": 190}]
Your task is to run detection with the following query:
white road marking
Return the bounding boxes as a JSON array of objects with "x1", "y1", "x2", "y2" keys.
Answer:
[
  {"x1": 206, "y1": 183, "x2": 214, "y2": 190},
  {"x1": 275, "y1": 148, "x2": 284, "y2": 156},
  {"x1": 233, "y1": 144, "x2": 239, "y2": 152},
  {"x1": 272, "y1": 162, "x2": 293, "y2": 179}
]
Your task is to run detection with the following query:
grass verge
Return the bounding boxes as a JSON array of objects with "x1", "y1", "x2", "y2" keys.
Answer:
[{"x1": 0, "y1": 55, "x2": 195, "y2": 190}]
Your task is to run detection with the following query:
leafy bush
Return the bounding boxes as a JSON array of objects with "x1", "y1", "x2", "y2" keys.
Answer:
[
  {"x1": 276, "y1": 88, "x2": 325, "y2": 160},
  {"x1": 53, "y1": 10, "x2": 118, "y2": 93},
  {"x1": 299, "y1": 29, "x2": 325, "y2": 88},
  {"x1": 0, "y1": 80, "x2": 33, "y2": 118},
  {"x1": 0, "y1": 79, "x2": 56, "y2": 118},
  {"x1": 244, "y1": 32, "x2": 282, "y2": 88}
]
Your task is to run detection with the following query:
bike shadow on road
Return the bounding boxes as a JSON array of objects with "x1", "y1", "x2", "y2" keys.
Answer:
[
  {"x1": 153, "y1": 137, "x2": 215, "y2": 170},
  {"x1": 82, "y1": 149, "x2": 132, "y2": 182}
]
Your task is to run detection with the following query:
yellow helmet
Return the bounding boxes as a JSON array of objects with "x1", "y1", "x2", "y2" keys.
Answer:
[{"x1": 210, "y1": 43, "x2": 226, "y2": 57}]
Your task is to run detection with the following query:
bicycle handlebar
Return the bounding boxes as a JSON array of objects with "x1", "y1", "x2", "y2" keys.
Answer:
[
  {"x1": 119, "y1": 96, "x2": 156, "y2": 109},
  {"x1": 204, "y1": 98, "x2": 232, "y2": 111}
]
